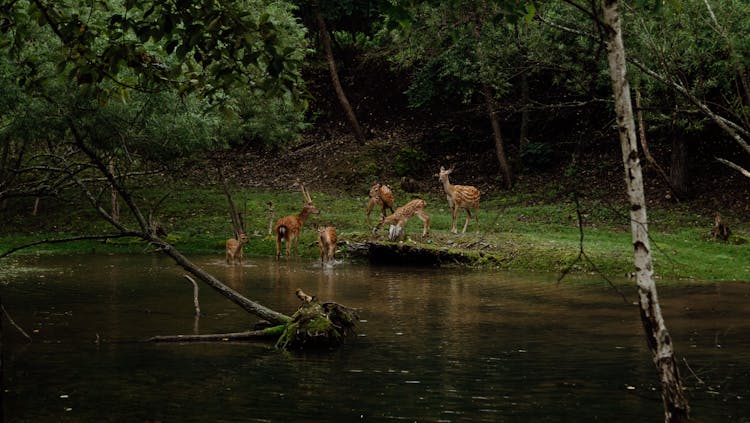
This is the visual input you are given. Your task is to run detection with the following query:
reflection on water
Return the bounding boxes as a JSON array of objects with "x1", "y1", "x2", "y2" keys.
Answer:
[{"x1": 1, "y1": 254, "x2": 749, "y2": 422}]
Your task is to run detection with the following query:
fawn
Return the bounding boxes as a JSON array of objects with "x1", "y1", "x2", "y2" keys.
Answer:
[
  {"x1": 226, "y1": 231, "x2": 249, "y2": 265},
  {"x1": 316, "y1": 225, "x2": 338, "y2": 264},
  {"x1": 437, "y1": 166, "x2": 480, "y2": 234},
  {"x1": 275, "y1": 183, "x2": 320, "y2": 258},
  {"x1": 366, "y1": 183, "x2": 395, "y2": 224},
  {"x1": 375, "y1": 198, "x2": 430, "y2": 241}
]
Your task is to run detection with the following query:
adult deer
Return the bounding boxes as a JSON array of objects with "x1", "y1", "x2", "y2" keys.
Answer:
[
  {"x1": 274, "y1": 182, "x2": 320, "y2": 258},
  {"x1": 316, "y1": 225, "x2": 338, "y2": 264},
  {"x1": 437, "y1": 166, "x2": 480, "y2": 234},
  {"x1": 374, "y1": 198, "x2": 430, "y2": 241},
  {"x1": 366, "y1": 182, "x2": 395, "y2": 225},
  {"x1": 226, "y1": 231, "x2": 249, "y2": 266}
]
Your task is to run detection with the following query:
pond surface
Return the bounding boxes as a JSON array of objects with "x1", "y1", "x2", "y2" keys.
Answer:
[{"x1": 1, "y1": 253, "x2": 749, "y2": 422}]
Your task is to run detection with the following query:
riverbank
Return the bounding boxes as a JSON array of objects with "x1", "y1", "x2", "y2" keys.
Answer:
[{"x1": 2, "y1": 180, "x2": 748, "y2": 282}]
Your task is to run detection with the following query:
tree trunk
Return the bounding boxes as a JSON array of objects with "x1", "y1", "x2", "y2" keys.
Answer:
[
  {"x1": 109, "y1": 160, "x2": 119, "y2": 222},
  {"x1": 669, "y1": 111, "x2": 690, "y2": 198},
  {"x1": 602, "y1": 2, "x2": 690, "y2": 422},
  {"x1": 153, "y1": 238, "x2": 291, "y2": 325},
  {"x1": 483, "y1": 85, "x2": 513, "y2": 189},
  {"x1": 313, "y1": 2, "x2": 366, "y2": 144},
  {"x1": 635, "y1": 88, "x2": 680, "y2": 201},
  {"x1": 516, "y1": 22, "x2": 530, "y2": 157},
  {"x1": 519, "y1": 68, "x2": 530, "y2": 157}
]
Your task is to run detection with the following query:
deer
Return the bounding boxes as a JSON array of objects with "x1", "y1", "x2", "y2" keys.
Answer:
[
  {"x1": 274, "y1": 182, "x2": 320, "y2": 258},
  {"x1": 316, "y1": 225, "x2": 338, "y2": 265},
  {"x1": 226, "y1": 231, "x2": 249, "y2": 266},
  {"x1": 366, "y1": 182, "x2": 395, "y2": 225},
  {"x1": 437, "y1": 166, "x2": 480, "y2": 234},
  {"x1": 374, "y1": 198, "x2": 430, "y2": 241}
]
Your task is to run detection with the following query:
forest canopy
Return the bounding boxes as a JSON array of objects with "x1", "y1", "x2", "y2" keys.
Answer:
[{"x1": 1, "y1": 0, "x2": 749, "y2": 203}]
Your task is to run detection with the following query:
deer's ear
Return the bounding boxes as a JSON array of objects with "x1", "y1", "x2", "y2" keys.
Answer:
[{"x1": 440, "y1": 166, "x2": 446, "y2": 172}]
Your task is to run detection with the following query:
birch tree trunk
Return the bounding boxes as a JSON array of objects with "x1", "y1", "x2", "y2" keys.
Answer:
[{"x1": 601, "y1": 1, "x2": 690, "y2": 422}]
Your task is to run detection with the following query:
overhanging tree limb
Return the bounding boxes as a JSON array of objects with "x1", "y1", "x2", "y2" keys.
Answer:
[
  {"x1": 0, "y1": 234, "x2": 139, "y2": 259},
  {"x1": 540, "y1": 11, "x2": 750, "y2": 178}
]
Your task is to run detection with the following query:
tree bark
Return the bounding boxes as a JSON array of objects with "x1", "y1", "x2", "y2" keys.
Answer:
[
  {"x1": 669, "y1": 130, "x2": 690, "y2": 198},
  {"x1": 519, "y1": 69, "x2": 530, "y2": 157},
  {"x1": 483, "y1": 85, "x2": 513, "y2": 189},
  {"x1": 152, "y1": 238, "x2": 291, "y2": 326},
  {"x1": 602, "y1": 2, "x2": 690, "y2": 422},
  {"x1": 635, "y1": 88, "x2": 681, "y2": 201},
  {"x1": 313, "y1": 2, "x2": 366, "y2": 144}
]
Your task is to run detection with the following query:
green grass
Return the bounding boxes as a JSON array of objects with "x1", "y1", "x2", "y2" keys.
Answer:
[{"x1": 1, "y1": 181, "x2": 748, "y2": 282}]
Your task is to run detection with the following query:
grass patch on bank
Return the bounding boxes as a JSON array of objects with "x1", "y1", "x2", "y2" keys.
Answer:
[{"x1": 1, "y1": 181, "x2": 748, "y2": 282}]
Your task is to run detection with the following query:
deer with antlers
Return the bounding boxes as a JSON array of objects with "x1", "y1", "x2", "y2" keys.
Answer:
[
  {"x1": 316, "y1": 225, "x2": 338, "y2": 265},
  {"x1": 437, "y1": 166, "x2": 480, "y2": 234},
  {"x1": 366, "y1": 182, "x2": 395, "y2": 225},
  {"x1": 226, "y1": 231, "x2": 249, "y2": 266},
  {"x1": 374, "y1": 198, "x2": 430, "y2": 241},
  {"x1": 274, "y1": 182, "x2": 320, "y2": 259}
]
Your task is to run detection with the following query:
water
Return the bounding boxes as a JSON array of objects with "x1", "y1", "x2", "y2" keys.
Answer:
[{"x1": 1, "y1": 254, "x2": 749, "y2": 422}]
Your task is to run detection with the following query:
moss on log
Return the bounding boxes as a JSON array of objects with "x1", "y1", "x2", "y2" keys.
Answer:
[
  {"x1": 275, "y1": 290, "x2": 358, "y2": 350},
  {"x1": 349, "y1": 241, "x2": 481, "y2": 267}
]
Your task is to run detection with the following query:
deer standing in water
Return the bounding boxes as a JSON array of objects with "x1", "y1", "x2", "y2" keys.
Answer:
[
  {"x1": 374, "y1": 198, "x2": 430, "y2": 241},
  {"x1": 437, "y1": 166, "x2": 480, "y2": 234},
  {"x1": 226, "y1": 231, "x2": 249, "y2": 265},
  {"x1": 316, "y1": 225, "x2": 338, "y2": 264},
  {"x1": 366, "y1": 182, "x2": 395, "y2": 224},
  {"x1": 275, "y1": 182, "x2": 320, "y2": 258}
]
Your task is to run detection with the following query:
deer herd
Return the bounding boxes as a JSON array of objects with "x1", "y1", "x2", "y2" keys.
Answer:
[{"x1": 225, "y1": 165, "x2": 480, "y2": 266}]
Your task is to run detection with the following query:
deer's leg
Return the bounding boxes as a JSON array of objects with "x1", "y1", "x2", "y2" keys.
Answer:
[
  {"x1": 275, "y1": 234, "x2": 282, "y2": 259},
  {"x1": 292, "y1": 233, "x2": 299, "y2": 256},
  {"x1": 451, "y1": 206, "x2": 459, "y2": 234},
  {"x1": 416, "y1": 210, "x2": 430, "y2": 236},
  {"x1": 366, "y1": 199, "x2": 375, "y2": 225},
  {"x1": 462, "y1": 209, "x2": 471, "y2": 234}
]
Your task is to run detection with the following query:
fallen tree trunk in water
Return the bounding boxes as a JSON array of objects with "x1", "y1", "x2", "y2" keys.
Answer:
[
  {"x1": 275, "y1": 289, "x2": 358, "y2": 350},
  {"x1": 148, "y1": 289, "x2": 358, "y2": 351}
]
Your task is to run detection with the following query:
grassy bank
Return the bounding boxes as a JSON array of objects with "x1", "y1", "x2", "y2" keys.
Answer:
[{"x1": 1, "y1": 180, "x2": 748, "y2": 282}]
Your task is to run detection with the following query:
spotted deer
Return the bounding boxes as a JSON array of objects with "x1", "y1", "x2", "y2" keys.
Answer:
[
  {"x1": 374, "y1": 198, "x2": 430, "y2": 241},
  {"x1": 226, "y1": 231, "x2": 249, "y2": 265},
  {"x1": 316, "y1": 225, "x2": 338, "y2": 264},
  {"x1": 275, "y1": 182, "x2": 320, "y2": 258},
  {"x1": 366, "y1": 182, "x2": 395, "y2": 224},
  {"x1": 437, "y1": 166, "x2": 480, "y2": 234}
]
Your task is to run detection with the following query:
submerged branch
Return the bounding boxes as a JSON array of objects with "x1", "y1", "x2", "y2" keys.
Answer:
[
  {"x1": 147, "y1": 325, "x2": 285, "y2": 343},
  {"x1": 1, "y1": 303, "x2": 32, "y2": 342},
  {"x1": 184, "y1": 275, "x2": 201, "y2": 316}
]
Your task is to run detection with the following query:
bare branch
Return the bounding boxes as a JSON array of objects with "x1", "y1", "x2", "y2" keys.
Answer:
[
  {"x1": 716, "y1": 157, "x2": 750, "y2": 179},
  {"x1": 184, "y1": 275, "x2": 201, "y2": 316},
  {"x1": 1, "y1": 303, "x2": 32, "y2": 342}
]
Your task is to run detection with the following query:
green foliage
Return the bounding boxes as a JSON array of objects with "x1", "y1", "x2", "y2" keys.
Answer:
[
  {"x1": 0, "y1": 0, "x2": 311, "y2": 208},
  {"x1": 394, "y1": 146, "x2": 428, "y2": 177},
  {"x1": 626, "y1": 0, "x2": 750, "y2": 157}
]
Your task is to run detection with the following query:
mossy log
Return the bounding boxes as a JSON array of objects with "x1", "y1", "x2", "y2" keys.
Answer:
[
  {"x1": 148, "y1": 289, "x2": 358, "y2": 351},
  {"x1": 348, "y1": 241, "x2": 478, "y2": 267},
  {"x1": 275, "y1": 289, "x2": 358, "y2": 350}
]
